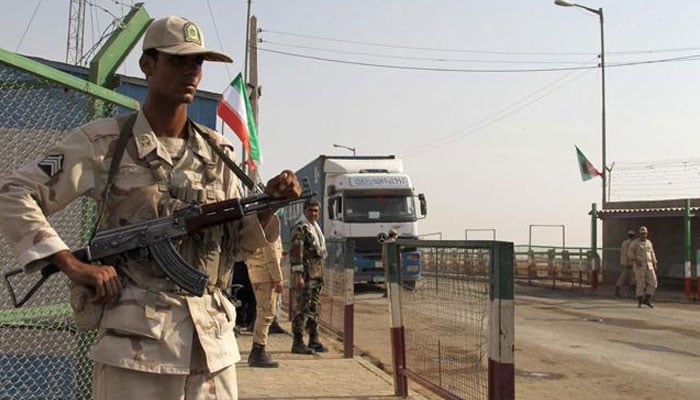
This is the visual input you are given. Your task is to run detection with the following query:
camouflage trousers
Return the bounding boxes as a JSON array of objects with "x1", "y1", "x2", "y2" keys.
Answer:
[{"x1": 291, "y1": 278, "x2": 323, "y2": 335}]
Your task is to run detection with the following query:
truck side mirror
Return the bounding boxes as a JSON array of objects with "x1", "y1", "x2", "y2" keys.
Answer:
[
  {"x1": 327, "y1": 198, "x2": 335, "y2": 219},
  {"x1": 418, "y1": 193, "x2": 427, "y2": 217}
]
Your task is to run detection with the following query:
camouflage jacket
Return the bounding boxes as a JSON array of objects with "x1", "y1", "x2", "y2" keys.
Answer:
[
  {"x1": 0, "y1": 110, "x2": 280, "y2": 374},
  {"x1": 628, "y1": 238, "x2": 657, "y2": 270},
  {"x1": 289, "y1": 217, "x2": 327, "y2": 279}
]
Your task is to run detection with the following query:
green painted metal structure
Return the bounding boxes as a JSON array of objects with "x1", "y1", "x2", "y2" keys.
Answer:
[
  {"x1": 0, "y1": 47, "x2": 139, "y2": 111},
  {"x1": 89, "y1": 2, "x2": 151, "y2": 89}
]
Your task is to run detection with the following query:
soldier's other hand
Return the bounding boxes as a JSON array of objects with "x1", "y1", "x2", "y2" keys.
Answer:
[
  {"x1": 274, "y1": 281, "x2": 284, "y2": 293},
  {"x1": 265, "y1": 170, "x2": 301, "y2": 199},
  {"x1": 294, "y1": 273, "x2": 305, "y2": 289}
]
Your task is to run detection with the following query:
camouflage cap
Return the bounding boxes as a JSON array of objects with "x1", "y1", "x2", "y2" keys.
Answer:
[{"x1": 143, "y1": 16, "x2": 232, "y2": 63}]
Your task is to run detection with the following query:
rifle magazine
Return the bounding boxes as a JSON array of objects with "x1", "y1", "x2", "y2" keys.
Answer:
[{"x1": 148, "y1": 240, "x2": 208, "y2": 296}]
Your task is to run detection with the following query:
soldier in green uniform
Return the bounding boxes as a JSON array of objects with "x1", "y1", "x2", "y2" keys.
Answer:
[{"x1": 289, "y1": 198, "x2": 328, "y2": 354}]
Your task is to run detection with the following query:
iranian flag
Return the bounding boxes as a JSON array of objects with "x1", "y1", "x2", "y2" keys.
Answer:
[
  {"x1": 575, "y1": 145, "x2": 602, "y2": 181},
  {"x1": 217, "y1": 73, "x2": 261, "y2": 165}
]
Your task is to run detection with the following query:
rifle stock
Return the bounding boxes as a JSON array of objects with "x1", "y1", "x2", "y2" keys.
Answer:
[{"x1": 4, "y1": 181, "x2": 313, "y2": 307}]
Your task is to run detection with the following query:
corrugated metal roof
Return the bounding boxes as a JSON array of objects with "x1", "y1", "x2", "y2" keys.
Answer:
[{"x1": 598, "y1": 207, "x2": 700, "y2": 219}]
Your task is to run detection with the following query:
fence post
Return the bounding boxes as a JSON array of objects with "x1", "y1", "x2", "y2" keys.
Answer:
[
  {"x1": 489, "y1": 241, "x2": 515, "y2": 400},
  {"x1": 343, "y1": 240, "x2": 355, "y2": 358},
  {"x1": 548, "y1": 248, "x2": 556, "y2": 290},
  {"x1": 386, "y1": 240, "x2": 408, "y2": 398},
  {"x1": 561, "y1": 250, "x2": 571, "y2": 288}
]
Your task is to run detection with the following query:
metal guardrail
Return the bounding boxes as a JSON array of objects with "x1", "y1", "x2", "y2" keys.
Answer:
[{"x1": 514, "y1": 247, "x2": 595, "y2": 289}]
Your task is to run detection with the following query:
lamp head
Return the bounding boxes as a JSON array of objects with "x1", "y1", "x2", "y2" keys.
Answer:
[{"x1": 554, "y1": 0, "x2": 576, "y2": 6}]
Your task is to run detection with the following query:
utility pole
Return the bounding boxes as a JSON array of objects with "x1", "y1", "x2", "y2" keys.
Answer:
[
  {"x1": 243, "y1": 0, "x2": 252, "y2": 82},
  {"x1": 246, "y1": 14, "x2": 261, "y2": 184},
  {"x1": 66, "y1": 0, "x2": 86, "y2": 65},
  {"x1": 248, "y1": 15, "x2": 260, "y2": 126}
]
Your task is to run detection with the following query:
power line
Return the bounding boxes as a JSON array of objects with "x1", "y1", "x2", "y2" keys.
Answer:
[
  {"x1": 260, "y1": 40, "x2": 594, "y2": 65},
  {"x1": 399, "y1": 61, "x2": 597, "y2": 158},
  {"x1": 258, "y1": 46, "x2": 700, "y2": 73},
  {"x1": 16, "y1": 0, "x2": 43, "y2": 53},
  {"x1": 262, "y1": 28, "x2": 700, "y2": 57},
  {"x1": 261, "y1": 29, "x2": 594, "y2": 56},
  {"x1": 257, "y1": 47, "x2": 598, "y2": 72},
  {"x1": 205, "y1": 0, "x2": 232, "y2": 79}
]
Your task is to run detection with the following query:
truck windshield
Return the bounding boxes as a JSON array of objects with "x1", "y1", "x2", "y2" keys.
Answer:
[{"x1": 344, "y1": 195, "x2": 416, "y2": 222}]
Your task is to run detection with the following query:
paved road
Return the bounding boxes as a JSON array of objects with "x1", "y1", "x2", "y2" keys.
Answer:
[{"x1": 352, "y1": 283, "x2": 700, "y2": 400}]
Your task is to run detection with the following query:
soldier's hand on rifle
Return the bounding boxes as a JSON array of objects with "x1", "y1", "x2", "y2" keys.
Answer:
[
  {"x1": 258, "y1": 170, "x2": 301, "y2": 226},
  {"x1": 265, "y1": 169, "x2": 301, "y2": 199},
  {"x1": 51, "y1": 250, "x2": 122, "y2": 304},
  {"x1": 274, "y1": 281, "x2": 284, "y2": 293}
]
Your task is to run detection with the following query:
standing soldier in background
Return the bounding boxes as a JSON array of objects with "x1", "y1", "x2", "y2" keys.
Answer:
[
  {"x1": 289, "y1": 198, "x2": 328, "y2": 354},
  {"x1": 246, "y1": 238, "x2": 285, "y2": 368},
  {"x1": 614, "y1": 229, "x2": 636, "y2": 297},
  {"x1": 628, "y1": 226, "x2": 658, "y2": 308}
]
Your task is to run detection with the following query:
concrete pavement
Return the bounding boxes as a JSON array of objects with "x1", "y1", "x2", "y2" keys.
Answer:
[{"x1": 235, "y1": 318, "x2": 431, "y2": 400}]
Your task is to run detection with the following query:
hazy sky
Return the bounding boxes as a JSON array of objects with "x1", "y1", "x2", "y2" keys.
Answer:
[{"x1": 3, "y1": 0, "x2": 700, "y2": 247}]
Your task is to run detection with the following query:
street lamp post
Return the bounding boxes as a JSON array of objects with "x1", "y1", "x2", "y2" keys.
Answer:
[
  {"x1": 555, "y1": 0, "x2": 606, "y2": 205},
  {"x1": 333, "y1": 143, "x2": 357, "y2": 156}
]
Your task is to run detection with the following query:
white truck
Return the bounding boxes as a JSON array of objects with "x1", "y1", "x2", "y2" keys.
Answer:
[{"x1": 281, "y1": 155, "x2": 427, "y2": 285}]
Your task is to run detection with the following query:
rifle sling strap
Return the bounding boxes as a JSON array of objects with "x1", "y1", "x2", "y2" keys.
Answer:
[
  {"x1": 189, "y1": 120, "x2": 263, "y2": 193},
  {"x1": 90, "y1": 112, "x2": 138, "y2": 241}
]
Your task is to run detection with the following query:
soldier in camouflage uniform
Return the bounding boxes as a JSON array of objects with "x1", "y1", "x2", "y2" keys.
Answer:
[
  {"x1": 289, "y1": 198, "x2": 328, "y2": 354},
  {"x1": 628, "y1": 226, "x2": 658, "y2": 308},
  {"x1": 0, "y1": 16, "x2": 300, "y2": 399}
]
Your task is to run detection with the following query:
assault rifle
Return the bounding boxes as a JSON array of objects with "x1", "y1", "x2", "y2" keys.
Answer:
[{"x1": 4, "y1": 182, "x2": 313, "y2": 307}]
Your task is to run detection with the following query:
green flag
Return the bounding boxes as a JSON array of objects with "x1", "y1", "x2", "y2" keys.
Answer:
[{"x1": 575, "y1": 146, "x2": 602, "y2": 181}]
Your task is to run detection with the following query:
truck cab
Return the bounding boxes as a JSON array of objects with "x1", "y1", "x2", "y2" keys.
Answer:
[{"x1": 282, "y1": 155, "x2": 427, "y2": 286}]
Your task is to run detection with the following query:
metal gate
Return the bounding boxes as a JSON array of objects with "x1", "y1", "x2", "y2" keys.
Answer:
[{"x1": 385, "y1": 239, "x2": 514, "y2": 400}]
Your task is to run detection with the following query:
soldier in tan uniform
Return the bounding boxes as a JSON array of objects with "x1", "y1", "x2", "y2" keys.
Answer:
[
  {"x1": 614, "y1": 229, "x2": 636, "y2": 297},
  {"x1": 0, "y1": 16, "x2": 300, "y2": 399},
  {"x1": 289, "y1": 198, "x2": 328, "y2": 354},
  {"x1": 627, "y1": 226, "x2": 658, "y2": 308},
  {"x1": 245, "y1": 237, "x2": 284, "y2": 367}
]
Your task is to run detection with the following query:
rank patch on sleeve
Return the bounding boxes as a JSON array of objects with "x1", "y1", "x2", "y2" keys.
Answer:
[{"x1": 37, "y1": 154, "x2": 64, "y2": 177}]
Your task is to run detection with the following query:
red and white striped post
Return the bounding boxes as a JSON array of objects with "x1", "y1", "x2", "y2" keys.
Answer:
[{"x1": 385, "y1": 241, "x2": 408, "y2": 397}]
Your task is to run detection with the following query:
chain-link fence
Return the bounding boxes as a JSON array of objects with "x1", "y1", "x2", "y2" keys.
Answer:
[
  {"x1": 386, "y1": 240, "x2": 514, "y2": 400},
  {"x1": 0, "y1": 51, "x2": 137, "y2": 399},
  {"x1": 319, "y1": 239, "x2": 354, "y2": 357}
]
